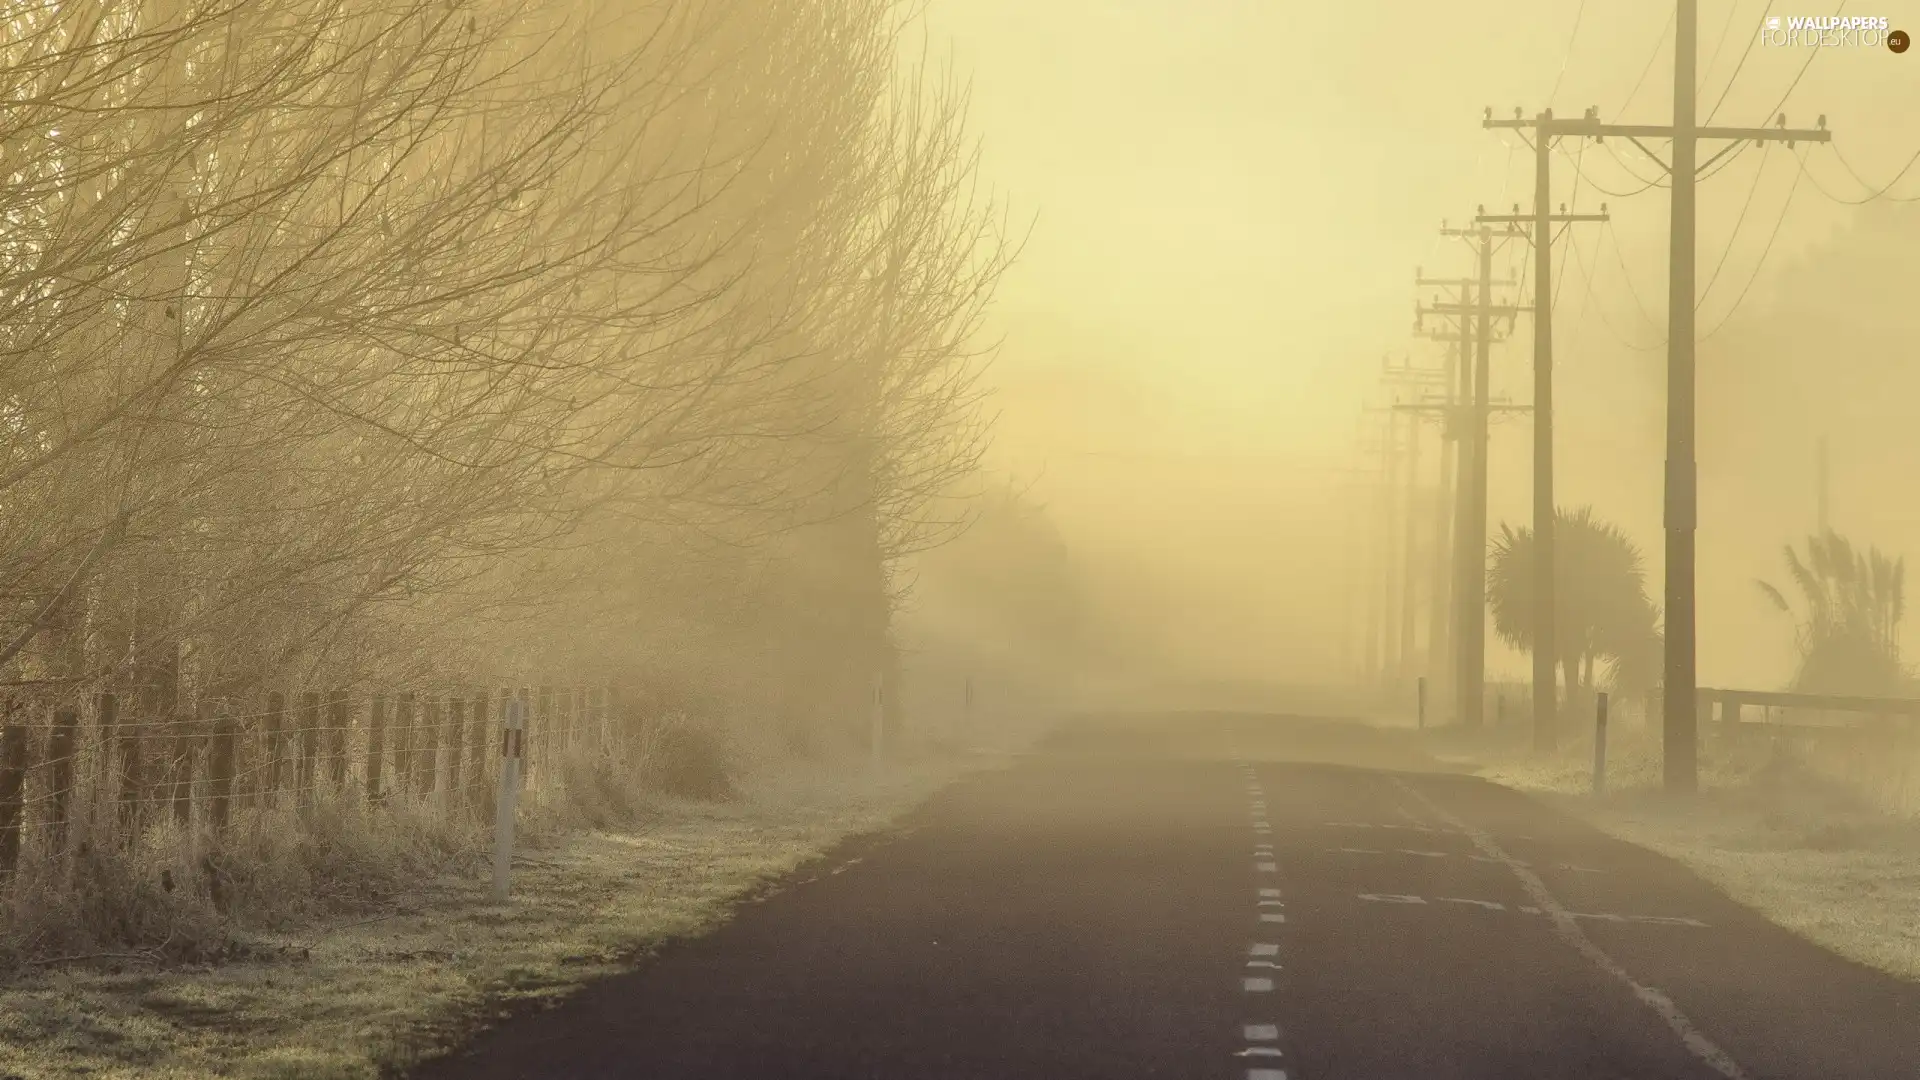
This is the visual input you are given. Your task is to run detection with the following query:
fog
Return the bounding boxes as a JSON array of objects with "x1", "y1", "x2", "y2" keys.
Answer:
[{"x1": 917, "y1": 0, "x2": 1920, "y2": 700}]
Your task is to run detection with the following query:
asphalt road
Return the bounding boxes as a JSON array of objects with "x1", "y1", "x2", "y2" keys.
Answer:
[{"x1": 412, "y1": 712, "x2": 1920, "y2": 1079}]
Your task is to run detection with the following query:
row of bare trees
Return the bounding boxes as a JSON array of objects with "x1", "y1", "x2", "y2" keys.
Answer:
[{"x1": 0, "y1": 0, "x2": 1008, "y2": 755}]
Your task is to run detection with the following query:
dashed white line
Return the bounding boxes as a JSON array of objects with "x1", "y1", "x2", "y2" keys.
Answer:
[
  {"x1": 1259, "y1": 912, "x2": 1287, "y2": 923},
  {"x1": 1243, "y1": 977, "x2": 1274, "y2": 992},
  {"x1": 1245, "y1": 959, "x2": 1284, "y2": 970},
  {"x1": 1244, "y1": 1024, "x2": 1280, "y2": 1041},
  {"x1": 1249, "y1": 942, "x2": 1279, "y2": 956},
  {"x1": 1255, "y1": 861, "x2": 1278, "y2": 872},
  {"x1": 1437, "y1": 896, "x2": 1506, "y2": 911},
  {"x1": 1235, "y1": 1047, "x2": 1286, "y2": 1058},
  {"x1": 1358, "y1": 892, "x2": 1427, "y2": 904},
  {"x1": 1258, "y1": 887, "x2": 1282, "y2": 898}
]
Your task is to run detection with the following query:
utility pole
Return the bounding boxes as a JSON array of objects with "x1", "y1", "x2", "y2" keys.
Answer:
[
  {"x1": 1382, "y1": 403, "x2": 1404, "y2": 686},
  {"x1": 1414, "y1": 270, "x2": 1512, "y2": 715},
  {"x1": 1816, "y1": 434, "x2": 1830, "y2": 534},
  {"x1": 1357, "y1": 411, "x2": 1389, "y2": 688},
  {"x1": 1382, "y1": 355, "x2": 1447, "y2": 688},
  {"x1": 1423, "y1": 224, "x2": 1525, "y2": 727},
  {"x1": 1506, "y1": 5, "x2": 1832, "y2": 791},
  {"x1": 1472, "y1": 158, "x2": 1609, "y2": 753}
]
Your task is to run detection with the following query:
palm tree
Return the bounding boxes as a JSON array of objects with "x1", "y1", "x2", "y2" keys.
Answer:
[
  {"x1": 1487, "y1": 506, "x2": 1661, "y2": 711},
  {"x1": 1755, "y1": 530, "x2": 1907, "y2": 695}
]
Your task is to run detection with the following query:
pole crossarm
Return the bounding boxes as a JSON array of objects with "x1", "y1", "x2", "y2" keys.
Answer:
[
  {"x1": 1439, "y1": 226, "x2": 1527, "y2": 239},
  {"x1": 1476, "y1": 212, "x2": 1610, "y2": 224},
  {"x1": 1421, "y1": 302, "x2": 1532, "y2": 316}
]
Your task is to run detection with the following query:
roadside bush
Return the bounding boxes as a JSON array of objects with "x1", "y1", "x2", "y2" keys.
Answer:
[{"x1": 636, "y1": 712, "x2": 737, "y2": 801}]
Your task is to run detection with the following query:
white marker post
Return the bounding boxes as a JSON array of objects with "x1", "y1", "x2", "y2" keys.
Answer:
[
  {"x1": 1592, "y1": 691, "x2": 1610, "y2": 797},
  {"x1": 492, "y1": 698, "x2": 524, "y2": 903}
]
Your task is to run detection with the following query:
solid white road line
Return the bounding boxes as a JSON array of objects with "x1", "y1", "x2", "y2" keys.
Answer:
[{"x1": 1392, "y1": 777, "x2": 1751, "y2": 1080}]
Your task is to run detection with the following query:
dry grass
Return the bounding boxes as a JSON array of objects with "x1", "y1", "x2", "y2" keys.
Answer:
[
  {"x1": 1454, "y1": 716, "x2": 1920, "y2": 983},
  {"x1": 0, "y1": 719, "x2": 1011, "y2": 1080}
]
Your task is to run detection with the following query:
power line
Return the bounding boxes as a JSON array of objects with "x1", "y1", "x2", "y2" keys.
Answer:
[
  {"x1": 1698, "y1": 0, "x2": 1753, "y2": 102},
  {"x1": 1703, "y1": 0, "x2": 1775, "y2": 124},
  {"x1": 1602, "y1": 139, "x2": 1672, "y2": 189},
  {"x1": 1616, "y1": 7, "x2": 1677, "y2": 118},
  {"x1": 1812, "y1": 141, "x2": 1920, "y2": 204},
  {"x1": 1601, "y1": 220, "x2": 1666, "y2": 338},
  {"x1": 1555, "y1": 140, "x2": 1663, "y2": 198},
  {"x1": 1545, "y1": 0, "x2": 1588, "y2": 107},
  {"x1": 1700, "y1": 148, "x2": 1808, "y2": 341},
  {"x1": 1566, "y1": 225, "x2": 1665, "y2": 352},
  {"x1": 1759, "y1": 0, "x2": 1845, "y2": 119},
  {"x1": 1696, "y1": 142, "x2": 1771, "y2": 309}
]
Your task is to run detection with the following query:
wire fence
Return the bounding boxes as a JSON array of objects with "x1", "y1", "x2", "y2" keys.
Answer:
[{"x1": 0, "y1": 681, "x2": 621, "y2": 887}]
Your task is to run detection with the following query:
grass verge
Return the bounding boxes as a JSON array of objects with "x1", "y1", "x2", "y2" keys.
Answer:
[
  {"x1": 1440, "y1": 718, "x2": 1920, "y2": 983},
  {"x1": 0, "y1": 748, "x2": 998, "y2": 1080}
]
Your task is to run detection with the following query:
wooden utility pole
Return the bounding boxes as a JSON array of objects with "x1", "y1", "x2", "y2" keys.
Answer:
[
  {"x1": 1414, "y1": 270, "x2": 1512, "y2": 714},
  {"x1": 1382, "y1": 355, "x2": 1447, "y2": 688},
  {"x1": 1423, "y1": 224, "x2": 1525, "y2": 726},
  {"x1": 1472, "y1": 170, "x2": 1609, "y2": 753},
  {"x1": 1816, "y1": 434, "x2": 1830, "y2": 534},
  {"x1": 1502, "y1": 3, "x2": 1832, "y2": 790},
  {"x1": 1381, "y1": 404, "x2": 1404, "y2": 685}
]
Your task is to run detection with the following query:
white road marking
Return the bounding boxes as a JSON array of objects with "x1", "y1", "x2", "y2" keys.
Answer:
[
  {"x1": 1258, "y1": 899, "x2": 1286, "y2": 907},
  {"x1": 1258, "y1": 887, "x2": 1282, "y2": 897},
  {"x1": 1437, "y1": 896, "x2": 1507, "y2": 911},
  {"x1": 1256, "y1": 861, "x2": 1278, "y2": 872},
  {"x1": 1235, "y1": 1047, "x2": 1286, "y2": 1058},
  {"x1": 1249, "y1": 942, "x2": 1279, "y2": 956},
  {"x1": 1392, "y1": 777, "x2": 1751, "y2": 1080},
  {"x1": 1247, "y1": 1069, "x2": 1288, "y2": 1080},
  {"x1": 1395, "y1": 849, "x2": 1449, "y2": 858},
  {"x1": 1358, "y1": 892, "x2": 1427, "y2": 904},
  {"x1": 1323, "y1": 822, "x2": 1457, "y2": 834},
  {"x1": 1244, "y1": 1024, "x2": 1280, "y2": 1041},
  {"x1": 1246, "y1": 960, "x2": 1284, "y2": 970},
  {"x1": 1244, "y1": 977, "x2": 1274, "y2": 992},
  {"x1": 1260, "y1": 912, "x2": 1287, "y2": 923}
]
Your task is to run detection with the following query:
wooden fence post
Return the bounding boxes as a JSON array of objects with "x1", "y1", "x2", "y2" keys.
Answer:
[
  {"x1": 46, "y1": 706, "x2": 79, "y2": 854},
  {"x1": 536, "y1": 685, "x2": 552, "y2": 773},
  {"x1": 94, "y1": 692, "x2": 118, "y2": 808},
  {"x1": 298, "y1": 691, "x2": 321, "y2": 809},
  {"x1": 327, "y1": 690, "x2": 350, "y2": 789},
  {"x1": 209, "y1": 712, "x2": 237, "y2": 832},
  {"x1": 263, "y1": 691, "x2": 286, "y2": 802},
  {"x1": 421, "y1": 695, "x2": 442, "y2": 794},
  {"x1": 163, "y1": 648, "x2": 192, "y2": 827},
  {"x1": 0, "y1": 702, "x2": 26, "y2": 882},
  {"x1": 366, "y1": 694, "x2": 387, "y2": 803},
  {"x1": 518, "y1": 687, "x2": 533, "y2": 781},
  {"x1": 117, "y1": 690, "x2": 144, "y2": 839},
  {"x1": 468, "y1": 691, "x2": 489, "y2": 814},
  {"x1": 446, "y1": 695, "x2": 466, "y2": 802},
  {"x1": 394, "y1": 691, "x2": 415, "y2": 797}
]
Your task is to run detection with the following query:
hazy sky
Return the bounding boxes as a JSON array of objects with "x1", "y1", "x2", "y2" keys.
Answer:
[{"x1": 919, "y1": 1, "x2": 1920, "y2": 688}]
